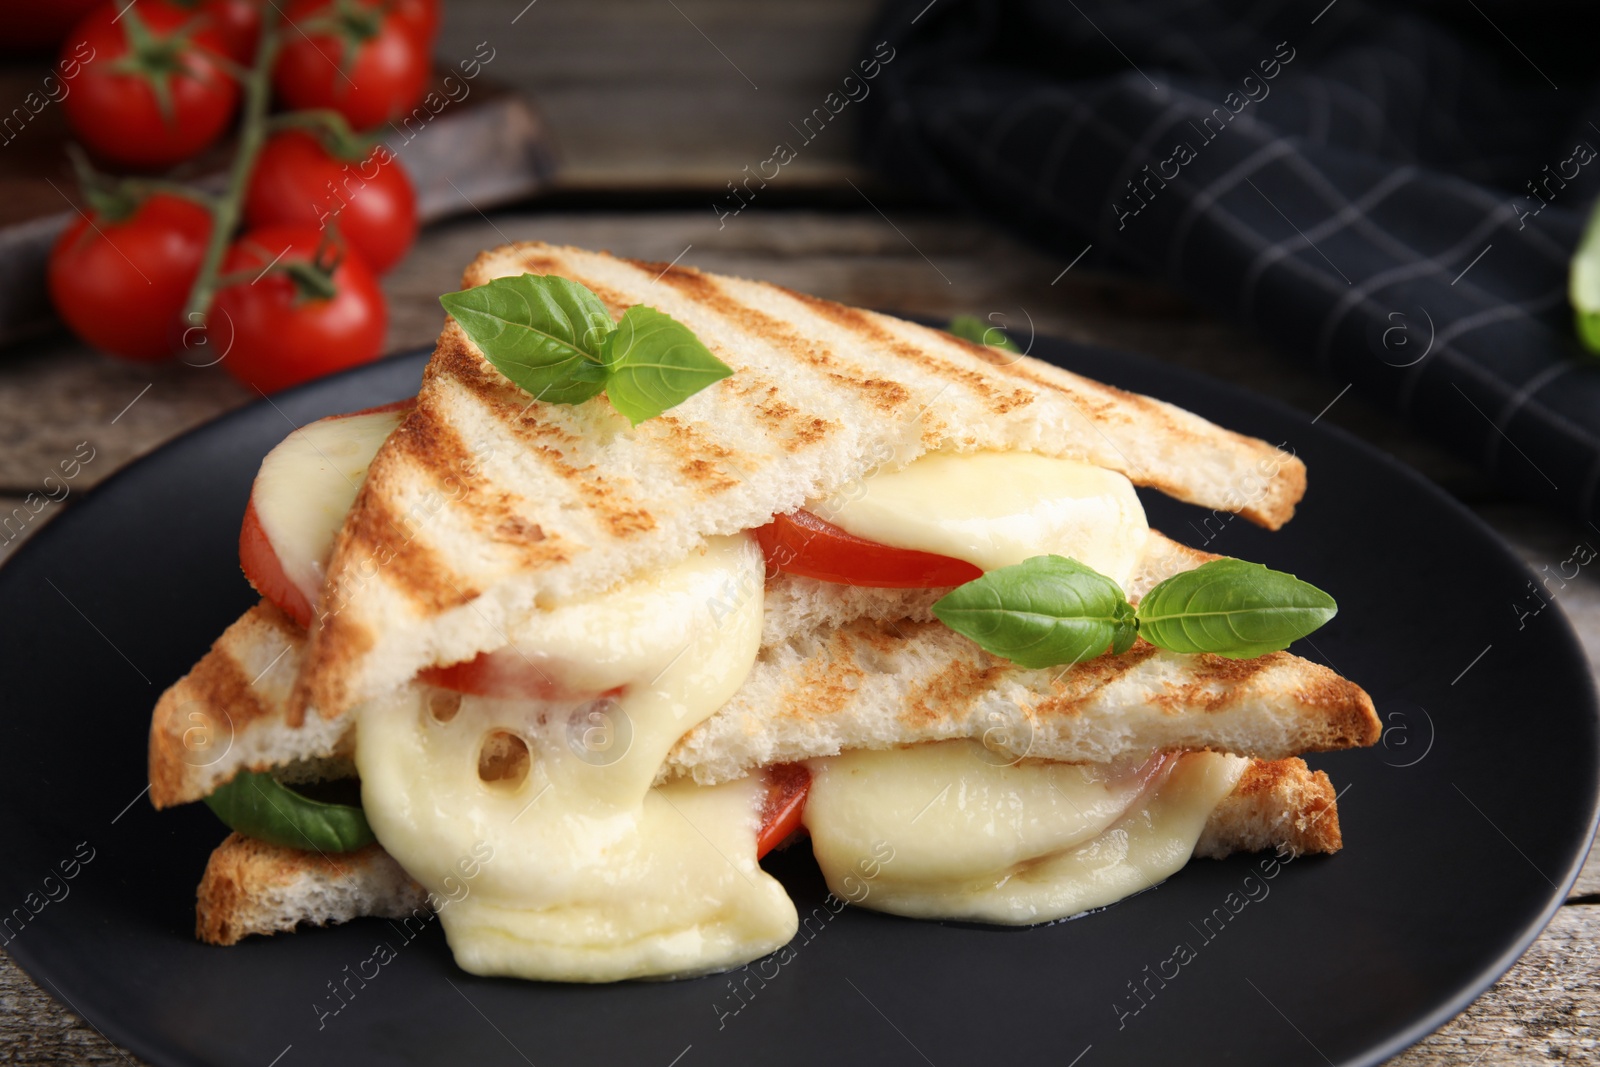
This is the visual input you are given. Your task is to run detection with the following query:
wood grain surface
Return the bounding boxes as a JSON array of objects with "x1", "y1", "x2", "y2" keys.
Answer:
[
  {"x1": 432, "y1": 0, "x2": 877, "y2": 191},
  {"x1": 0, "y1": 210, "x2": 1595, "y2": 1064}
]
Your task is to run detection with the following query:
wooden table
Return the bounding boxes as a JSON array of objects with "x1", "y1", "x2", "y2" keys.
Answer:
[{"x1": 0, "y1": 208, "x2": 1595, "y2": 1065}]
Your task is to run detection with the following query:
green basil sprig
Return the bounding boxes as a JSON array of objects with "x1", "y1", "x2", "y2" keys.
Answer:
[
  {"x1": 947, "y1": 314, "x2": 1021, "y2": 353},
  {"x1": 205, "y1": 771, "x2": 375, "y2": 853},
  {"x1": 440, "y1": 274, "x2": 732, "y2": 424},
  {"x1": 933, "y1": 556, "x2": 1335, "y2": 667}
]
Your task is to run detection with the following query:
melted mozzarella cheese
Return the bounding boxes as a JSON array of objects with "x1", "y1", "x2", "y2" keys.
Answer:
[
  {"x1": 252, "y1": 407, "x2": 406, "y2": 602},
  {"x1": 821, "y1": 451, "x2": 1148, "y2": 587},
  {"x1": 356, "y1": 534, "x2": 797, "y2": 982},
  {"x1": 803, "y1": 741, "x2": 1245, "y2": 925}
]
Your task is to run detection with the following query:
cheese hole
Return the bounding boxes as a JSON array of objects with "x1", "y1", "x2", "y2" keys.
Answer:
[
  {"x1": 427, "y1": 690, "x2": 462, "y2": 724},
  {"x1": 477, "y1": 730, "x2": 530, "y2": 786}
]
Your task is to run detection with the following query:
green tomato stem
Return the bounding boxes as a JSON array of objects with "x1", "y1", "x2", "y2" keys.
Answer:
[
  {"x1": 263, "y1": 108, "x2": 380, "y2": 160},
  {"x1": 179, "y1": 5, "x2": 281, "y2": 328}
]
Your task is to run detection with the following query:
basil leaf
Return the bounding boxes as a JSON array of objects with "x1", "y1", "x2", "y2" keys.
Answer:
[
  {"x1": 601, "y1": 305, "x2": 734, "y2": 425},
  {"x1": 932, "y1": 555, "x2": 1136, "y2": 669},
  {"x1": 440, "y1": 274, "x2": 613, "y2": 405},
  {"x1": 948, "y1": 314, "x2": 1020, "y2": 353},
  {"x1": 1136, "y1": 558, "x2": 1337, "y2": 659},
  {"x1": 204, "y1": 771, "x2": 375, "y2": 853}
]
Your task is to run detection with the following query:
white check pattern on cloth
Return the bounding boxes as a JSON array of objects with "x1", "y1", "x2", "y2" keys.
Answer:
[{"x1": 863, "y1": 0, "x2": 1600, "y2": 519}]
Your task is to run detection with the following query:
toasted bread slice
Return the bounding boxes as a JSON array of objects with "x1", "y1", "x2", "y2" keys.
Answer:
[
  {"x1": 1194, "y1": 758, "x2": 1343, "y2": 858},
  {"x1": 296, "y1": 243, "x2": 1306, "y2": 719},
  {"x1": 149, "y1": 600, "x2": 352, "y2": 810},
  {"x1": 194, "y1": 757, "x2": 1340, "y2": 945},
  {"x1": 671, "y1": 623, "x2": 1375, "y2": 785},
  {"x1": 195, "y1": 832, "x2": 427, "y2": 946}
]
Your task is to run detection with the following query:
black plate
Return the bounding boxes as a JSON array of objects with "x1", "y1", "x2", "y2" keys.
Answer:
[{"x1": 1, "y1": 338, "x2": 1595, "y2": 1067}]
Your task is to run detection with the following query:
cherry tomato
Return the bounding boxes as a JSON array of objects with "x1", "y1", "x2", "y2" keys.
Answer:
[
  {"x1": 272, "y1": 0, "x2": 430, "y2": 131},
  {"x1": 244, "y1": 131, "x2": 418, "y2": 274},
  {"x1": 757, "y1": 764, "x2": 811, "y2": 858},
  {"x1": 61, "y1": 1, "x2": 239, "y2": 170},
  {"x1": 210, "y1": 225, "x2": 387, "y2": 394},
  {"x1": 196, "y1": 0, "x2": 263, "y2": 64},
  {"x1": 387, "y1": 0, "x2": 439, "y2": 46},
  {"x1": 755, "y1": 509, "x2": 983, "y2": 588},
  {"x1": 47, "y1": 192, "x2": 212, "y2": 362}
]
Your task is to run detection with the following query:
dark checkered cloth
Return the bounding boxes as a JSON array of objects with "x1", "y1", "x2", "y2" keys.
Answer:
[{"x1": 861, "y1": 0, "x2": 1600, "y2": 523}]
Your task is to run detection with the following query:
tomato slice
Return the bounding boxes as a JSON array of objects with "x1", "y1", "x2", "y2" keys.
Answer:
[
  {"x1": 239, "y1": 398, "x2": 415, "y2": 629},
  {"x1": 239, "y1": 497, "x2": 314, "y2": 629},
  {"x1": 754, "y1": 509, "x2": 983, "y2": 588},
  {"x1": 756, "y1": 763, "x2": 811, "y2": 858}
]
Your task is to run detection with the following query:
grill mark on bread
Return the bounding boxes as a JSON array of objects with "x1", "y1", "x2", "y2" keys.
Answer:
[
  {"x1": 780, "y1": 629, "x2": 866, "y2": 721},
  {"x1": 901, "y1": 644, "x2": 1010, "y2": 727},
  {"x1": 780, "y1": 291, "x2": 1033, "y2": 415},
  {"x1": 186, "y1": 639, "x2": 273, "y2": 726},
  {"x1": 298, "y1": 601, "x2": 375, "y2": 723},
  {"x1": 148, "y1": 620, "x2": 279, "y2": 799},
  {"x1": 520, "y1": 439, "x2": 659, "y2": 534},
  {"x1": 1149, "y1": 652, "x2": 1278, "y2": 715},
  {"x1": 387, "y1": 404, "x2": 559, "y2": 548},
  {"x1": 1173, "y1": 654, "x2": 1378, "y2": 747},
  {"x1": 724, "y1": 373, "x2": 839, "y2": 452},
  {"x1": 428, "y1": 330, "x2": 659, "y2": 539},
  {"x1": 1025, "y1": 642, "x2": 1164, "y2": 719},
  {"x1": 648, "y1": 414, "x2": 742, "y2": 494},
  {"x1": 427, "y1": 326, "x2": 516, "y2": 399},
  {"x1": 432, "y1": 335, "x2": 592, "y2": 456},
  {"x1": 641, "y1": 262, "x2": 913, "y2": 418},
  {"x1": 339, "y1": 489, "x2": 479, "y2": 614}
]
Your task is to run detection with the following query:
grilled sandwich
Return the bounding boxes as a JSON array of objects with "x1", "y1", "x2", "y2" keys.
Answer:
[{"x1": 148, "y1": 243, "x2": 1378, "y2": 983}]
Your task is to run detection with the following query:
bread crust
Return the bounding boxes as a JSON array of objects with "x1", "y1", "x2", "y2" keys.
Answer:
[
  {"x1": 196, "y1": 832, "x2": 426, "y2": 946},
  {"x1": 1194, "y1": 757, "x2": 1343, "y2": 857}
]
